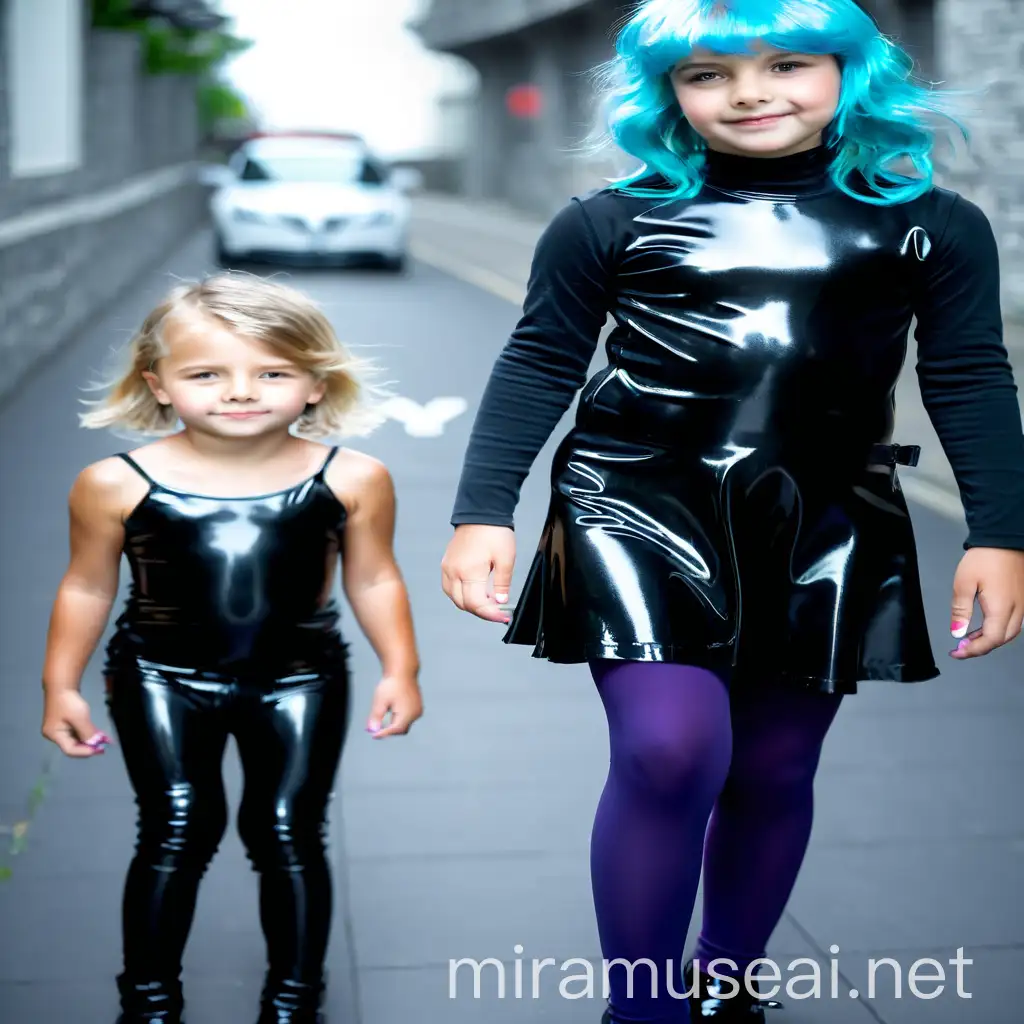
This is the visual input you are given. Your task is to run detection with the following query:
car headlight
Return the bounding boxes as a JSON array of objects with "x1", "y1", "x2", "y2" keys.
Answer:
[{"x1": 231, "y1": 207, "x2": 271, "y2": 224}]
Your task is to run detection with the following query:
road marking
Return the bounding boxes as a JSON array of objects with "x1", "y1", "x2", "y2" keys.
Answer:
[
  {"x1": 380, "y1": 395, "x2": 468, "y2": 437},
  {"x1": 898, "y1": 475, "x2": 965, "y2": 524},
  {"x1": 409, "y1": 240, "x2": 527, "y2": 306},
  {"x1": 409, "y1": 239, "x2": 966, "y2": 524}
]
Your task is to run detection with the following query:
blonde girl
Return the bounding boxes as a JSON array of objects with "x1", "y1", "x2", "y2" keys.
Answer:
[{"x1": 40, "y1": 272, "x2": 422, "y2": 1024}]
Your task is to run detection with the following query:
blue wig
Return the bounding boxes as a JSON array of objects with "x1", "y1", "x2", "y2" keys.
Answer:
[{"x1": 593, "y1": 0, "x2": 968, "y2": 205}]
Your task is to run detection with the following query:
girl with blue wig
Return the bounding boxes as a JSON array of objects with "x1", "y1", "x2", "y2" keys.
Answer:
[{"x1": 442, "y1": 1, "x2": 1024, "y2": 1021}]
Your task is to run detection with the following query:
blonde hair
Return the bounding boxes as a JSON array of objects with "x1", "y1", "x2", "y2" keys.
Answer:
[{"x1": 79, "y1": 272, "x2": 388, "y2": 438}]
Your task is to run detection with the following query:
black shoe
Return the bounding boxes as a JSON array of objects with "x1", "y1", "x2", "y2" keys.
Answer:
[
  {"x1": 116, "y1": 1018, "x2": 184, "y2": 1024},
  {"x1": 116, "y1": 975, "x2": 184, "y2": 1023},
  {"x1": 256, "y1": 1012, "x2": 322, "y2": 1024},
  {"x1": 256, "y1": 976, "x2": 325, "y2": 1023},
  {"x1": 256, "y1": 1013, "x2": 322, "y2": 1024},
  {"x1": 684, "y1": 959, "x2": 783, "y2": 1021}
]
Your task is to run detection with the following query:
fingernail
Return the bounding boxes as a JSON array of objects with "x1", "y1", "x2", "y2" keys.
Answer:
[
  {"x1": 366, "y1": 721, "x2": 380, "y2": 733},
  {"x1": 951, "y1": 620, "x2": 968, "y2": 638},
  {"x1": 496, "y1": 593, "x2": 508, "y2": 603},
  {"x1": 957, "y1": 638, "x2": 969, "y2": 651}
]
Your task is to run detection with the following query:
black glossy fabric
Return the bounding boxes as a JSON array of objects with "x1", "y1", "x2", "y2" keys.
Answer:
[
  {"x1": 451, "y1": 147, "x2": 1024, "y2": 691},
  {"x1": 107, "y1": 448, "x2": 349, "y2": 681},
  {"x1": 105, "y1": 447, "x2": 350, "y2": 1021}
]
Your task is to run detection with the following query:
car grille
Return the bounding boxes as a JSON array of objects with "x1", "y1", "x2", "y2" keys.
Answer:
[{"x1": 279, "y1": 216, "x2": 349, "y2": 232}]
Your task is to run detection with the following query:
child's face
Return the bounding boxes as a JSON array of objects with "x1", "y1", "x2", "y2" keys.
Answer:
[
  {"x1": 670, "y1": 45, "x2": 841, "y2": 158},
  {"x1": 143, "y1": 314, "x2": 326, "y2": 438}
]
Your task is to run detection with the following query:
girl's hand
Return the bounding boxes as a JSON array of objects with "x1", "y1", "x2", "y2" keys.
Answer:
[
  {"x1": 42, "y1": 691, "x2": 112, "y2": 757},
  {"x1": 441, "y1": 524, "x2": 516, "y2": 623},
  {"x1": 365, "y1": 675, "x2": 423, "y2": 738},
  {"x1": 949, "y1": 547, "x2": 1024, "y2": 659}
]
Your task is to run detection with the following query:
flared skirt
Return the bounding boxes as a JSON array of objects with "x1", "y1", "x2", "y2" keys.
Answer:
[{"x1": 503, "y1": 429, "x2": 939, "y2": 695}]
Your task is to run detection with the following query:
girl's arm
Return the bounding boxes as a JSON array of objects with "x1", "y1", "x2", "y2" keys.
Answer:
[
  {"x1": 913, "y1": 192, "x2": 1024, "y2": 551},
  {"x1": 41, "y1": 460, "x2": 128, "y2": 755},
  {"x1": 912, "y1": 192, "x2": 1024, "y2": 656},
  {"x1": 338, "y1": 454, "x2": 422, "y2": 737},
  {"x1": 449, "y1": 195, "x2": 615, "y2": 528},
  {"x1": 441, "y1": 196, "x2": 614, "y2": 621}
]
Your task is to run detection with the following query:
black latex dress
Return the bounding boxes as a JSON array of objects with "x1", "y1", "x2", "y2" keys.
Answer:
[{"x1": 451, "y1": 146, "x2": 1024, "y2": 692}]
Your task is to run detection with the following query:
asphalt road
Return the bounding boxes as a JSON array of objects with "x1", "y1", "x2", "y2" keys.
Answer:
[{"x1": 0, "y1": 224, "x2": 1022, "y2": 1023}]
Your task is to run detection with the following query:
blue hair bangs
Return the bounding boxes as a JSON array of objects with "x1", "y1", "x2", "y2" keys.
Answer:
[
  {"x1": 591, "y1": 0, "x2": 969, "y2": 206},
  {"x1": 632, "y1": 0, "x2": 873, "y2": 77}
]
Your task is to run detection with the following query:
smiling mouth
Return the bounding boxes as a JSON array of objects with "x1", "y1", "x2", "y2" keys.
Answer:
[
  {"x1": 216, "y1": 411, "x2": 269, "y2": 419},
  {"x1": 730, "y1": 113, "x2": 790, "y2": 126}
]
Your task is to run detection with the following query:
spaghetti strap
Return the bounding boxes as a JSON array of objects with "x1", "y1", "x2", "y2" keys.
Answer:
[
  {"x1": 117, "y1": 452, "x2": 155, "y2": 485},
  {"x1": 315, "y1": 446, "x2": 340, "y2": 479}
]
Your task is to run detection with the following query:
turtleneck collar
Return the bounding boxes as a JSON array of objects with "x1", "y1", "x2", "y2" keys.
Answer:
[{"x1": 701, "y1": 144, "x2": 834, "y2": 198}]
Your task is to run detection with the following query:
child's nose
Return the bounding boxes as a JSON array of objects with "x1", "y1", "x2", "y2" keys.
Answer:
[
  {"x1": 731, "y1": 74, "x2": 773, "y2": 107},
  {"x1": 225, "y1": 374, "x2": 257, "y2": 399}
]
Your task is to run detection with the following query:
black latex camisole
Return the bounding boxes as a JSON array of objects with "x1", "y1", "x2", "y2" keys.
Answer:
[{"x1": 105, "y1": 446, "x2": 349, "y2": 682}]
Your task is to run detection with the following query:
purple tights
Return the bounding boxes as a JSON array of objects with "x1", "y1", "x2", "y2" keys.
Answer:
[{"x1": 589, "y1": 661, "x2": 843, "y2": 1023}]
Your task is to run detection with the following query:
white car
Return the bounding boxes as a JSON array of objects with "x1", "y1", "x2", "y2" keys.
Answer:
[{"x1": 204, "y1": 138, "x2": 414, "y2": 272}]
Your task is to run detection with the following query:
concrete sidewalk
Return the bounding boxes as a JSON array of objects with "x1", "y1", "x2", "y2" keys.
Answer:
[
  {"x1": 0, "y1": 223, "x2": 1021, "y2": 1024},
  {"x1": 408, "y1": 190, "x2": 1024, "y2": 518}
]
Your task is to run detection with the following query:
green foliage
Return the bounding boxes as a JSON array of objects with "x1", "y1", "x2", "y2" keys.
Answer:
[
  {"x1": 91, "y1": 0, "x2": 253, "y2": 77},
  {"x1": 141, "y1": 26, "x2": 252, "y2": 77},
  {"x1": 198, "y1": 81, "x2": 249, "y2": 124},
  {"x1": 0, "y1": 753, "x2": 56, "y2": 885},
  {"x1": 90, "y1": 1, "x2": 254, "y2": 135},
  {"x1": 91, "y1": 0, "x2": 148, "y2": 30}
]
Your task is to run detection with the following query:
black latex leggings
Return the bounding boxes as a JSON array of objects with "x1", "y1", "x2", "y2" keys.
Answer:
[{"x1": 106, "y1": 661, "x2": 350, "y2": 1018}]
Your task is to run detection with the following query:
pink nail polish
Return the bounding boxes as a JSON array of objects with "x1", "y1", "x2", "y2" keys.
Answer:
[
  {"x1": 951, "y1": 620, "x2": 968, "y2": 639},
  {"x1": 957, "y1": 638, "x2": 969, "y2": 651}
]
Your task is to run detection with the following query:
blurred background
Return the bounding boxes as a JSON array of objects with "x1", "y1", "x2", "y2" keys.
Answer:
[
  {"x1": 1, "y1": 2, "x2": 1022, "y2": 1023},
  {"x1": 1, "y1": 0, "x2": 1022, "y2": 403}
]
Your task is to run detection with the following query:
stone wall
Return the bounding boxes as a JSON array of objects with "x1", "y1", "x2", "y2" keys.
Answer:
[
  {"x1": 934, "y1": 0, "x2": 1024, "y2": 318},
  {"x1": 0, "y1": 6, "x2": 207, "y2": 403},
  {"x1": 413, "y1": 0, "x2": 595, "y2": 50},
  {"x1": 415, "y1": 0, "x2": 1024, "y2": 319}
]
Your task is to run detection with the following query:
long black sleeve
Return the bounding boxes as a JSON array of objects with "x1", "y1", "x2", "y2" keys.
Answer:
[
  {"x1": 450, "y1": 198, "x2": 613, "y2": 527},
  {"x1": 913, "y1": 193, "x2": 1024, "y2": 550}
]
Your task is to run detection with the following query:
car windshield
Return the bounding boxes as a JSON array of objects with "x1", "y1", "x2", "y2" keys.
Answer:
[{"x1": 240, "y1": 152, "x2": 384, "y2": 184}]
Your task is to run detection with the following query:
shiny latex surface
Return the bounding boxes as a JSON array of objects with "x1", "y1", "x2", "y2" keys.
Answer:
[
  {"x1": 683, "y1": 959, "x2": 783, "y2": 1021},
  {"x1": 107, "y1": 449, "x2": 348, "y2": 682},
  {"x1": 107, "y1": 662, "x2": 348, "y2": 1020},
  {"x1": 105, "y1": 448, "x2": 349, "y2": 1020},
  {"x1": 504, "y1": 151, "x2": 941, "y2": 691}
]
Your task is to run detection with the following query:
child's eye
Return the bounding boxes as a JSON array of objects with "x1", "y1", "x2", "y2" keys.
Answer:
[
  {"x1": 189, "y1": 372, "x2": 216, "y2": 380},
  {"x1": 262, "y1": 371, "x2": 291, "y2": 379},
  {"x1": 774, "y1": 61, "x2": 805, "y2": 72},
  {"x1": 686, "y1": 71, "x2": 720, "y2": 83}
]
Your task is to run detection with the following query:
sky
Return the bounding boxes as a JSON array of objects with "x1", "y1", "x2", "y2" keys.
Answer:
[{"x1": 214, "y1": 0, "x2": 477, "y2": 158}]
